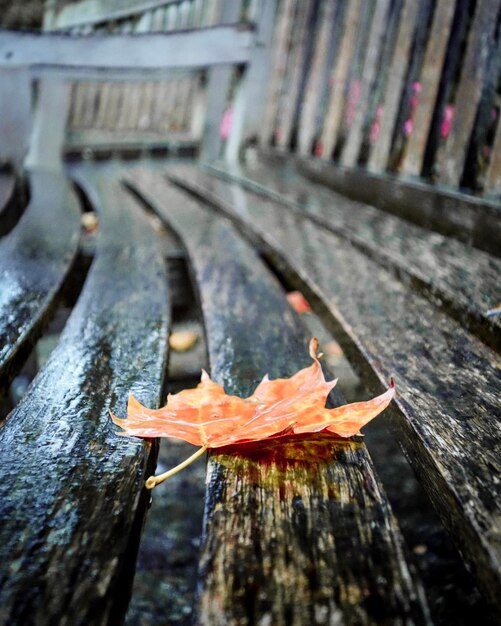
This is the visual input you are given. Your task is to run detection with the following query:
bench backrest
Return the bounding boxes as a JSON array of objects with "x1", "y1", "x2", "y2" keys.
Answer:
[
  {"x1": 258, "y1": 0, "x2": 501, "y2": 199},
  {"x1": 0, "y1": 0, "x2": 277, "y2": 170}
]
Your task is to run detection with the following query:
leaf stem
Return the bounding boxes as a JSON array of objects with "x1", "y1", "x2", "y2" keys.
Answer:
[{"x1": 145, "y1": 445, "x2": 208, "y2": 490}]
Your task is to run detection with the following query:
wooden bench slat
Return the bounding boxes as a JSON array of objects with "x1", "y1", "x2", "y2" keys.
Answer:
[
  {"x1": 164, "y1": 165, "x2": 501, "y2": 614},
  {"x1": 125, "y1": 168, "x2": 431, "y2": 625},
  {"x1": 0, "y1": 170, "x2": 169, "y2": 625},
  {"x1": 438, "y1": 0, "x2": 501, "y2": 187},
  {"x1": 0, "y1": 171, "x2": 81, "y2": 380},
  {"x1": 205, "y1": 160, "x2": 501, "y2": 352},
  {"x1": 400, "y1": 0, "x2": 456, "y2": 176}
]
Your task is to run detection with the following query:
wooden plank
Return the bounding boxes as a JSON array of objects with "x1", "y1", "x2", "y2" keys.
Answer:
[
  {"x1": 165, "y1": 164, "x2": 501, "y2": 616},
  {"x1": 0, "y1": 170, "x2": 169, "y2": 625},
  {"x1": 400, "y1": 0, "x2": 457, "y2": 177},
  {"x1": 319, "y1": 0, "x2": 363, "y2": 159},
  {"x1": 25, "y1": 76, "x2": 71, "y2": 171},
  {"x1": 259, "y1": 0, "x2": 296, "y2": 146},
  {"x1": 235, "y1": 0, "x2": 278, "y2": 144},
  {"x1": 201, "y1": 0, "x2": 242, "y2": 159},
  {"x1": 0, "y1": 25, "x2": 253, "y2": 74},
  {"x1": 0, "y1": 68, "x2": 32, "y2": 171},
  {"x1": 0, "y1": 170, "x2": 80, "y2": 381},
  {"x1": 367, "y1": 0, "x2": 420, "y2": 173},
  {"x1": 275, "y1": 0, "x2": 316, "y2": 151},
  {"x1": 297, "y1": 0, "x2": 338, "y2": 156},
  {"x1": 438, "y1": 0, "x2": 501, "y2": 187},
  {"x1": 206, "y1": 160, "x2": 501, "y2": 351},
  {"x1": 126, "y1": 168, "x2": 431, "y2": 626},
  {"x1": 292, "y1": 152, "x2": 501, "y2": 258},
  {"x1": 340, "y1": 0, "x2": 391, "y2": 167},
  {"x1": 485, "y1": 111, "x2": 501, "y2": 195},
  {"x1": 54, "y1": 0, "x2": 189, "y2": 30}
]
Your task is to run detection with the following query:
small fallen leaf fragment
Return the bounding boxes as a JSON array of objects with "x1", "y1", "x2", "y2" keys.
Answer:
[
  {"x1": 286, "y1": 290, "x2": 311, "y2": 314},
  {"x1": 111, "y1": 338, "x2": 395, "y2": 488},
  {"x1": 169, "y1": 330, "x2": 199, "y2": 352}
]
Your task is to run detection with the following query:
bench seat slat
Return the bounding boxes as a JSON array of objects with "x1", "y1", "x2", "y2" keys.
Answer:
[
  {"x1": 0, "y1": 170, "x2": 169, "y2": 626},
  {"x1": 164, "y1": 165, "x2": 501, "y2": 614},
  {"x1": 0, "y1": 170, "x2": 81, "y2": 380},
  {"x1": 126, "y1": 169, "x2": 431, "y2": 626},
  {"x1": 205, "y1": 161, "x2": 501, "y2": 352}
]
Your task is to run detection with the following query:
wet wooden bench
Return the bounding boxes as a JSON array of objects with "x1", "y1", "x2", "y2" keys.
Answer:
[{"x1": 1, "y1": 0, "x2": 501, "y2": 622}]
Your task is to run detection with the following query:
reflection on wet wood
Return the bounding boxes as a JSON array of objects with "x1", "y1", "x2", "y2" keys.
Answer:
[
  {"x1": 164, "y1": 164, "x2": 501, "y2": 615},
  {"x1": 126, "y1": 169, "x2": 430, "y2": 625}
]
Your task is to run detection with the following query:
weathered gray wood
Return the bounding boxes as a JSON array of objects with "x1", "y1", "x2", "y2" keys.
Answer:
[
  {"x1": 53, "y1": 0, "x2": 188, "y2": 30},
  {"x1": 0, "y1": 68, "x2": 32, "y2": 171},
  {"x1": 25, "y1": 76, "x2": 71, "y2": 172},
  {"x1": 291, "y1": 153, "x2": 501, "y2": 258},
  {"x1": 237, "y1": 0, "x2": 278, "y2": 144},
  {"x1": 260, "y1": 0, "x2": 296, "y2": 146},
  {"x1": 0, "y1": 171, "x2": 80, "y2": 380},
  {"x1": 201, "y1": 0, "x2": 242, "y2": 160},
  {"x1": 206, "y1": 159, "x2": 501, "y2": 352},
  {"x1": 319, "y1": 0, "x2": 363, "y2": 159},
  {"x1": 166, "y1": 165, "x2": 501, "y2": 616},
  {"x1": 126, "y1": 168, "x2": 431, "y2": 626},
  {"x1": 485, "y1": 114, "x2": 501, "y2": 196},
  {"x1": 340, "y1": 0, "x2": 391, "y2": 167},
  {"x1": 297, "y1": 0, "x2": 338, "y2": 156},
  {"x1": 438, "y1": 0, "x2": 501, "y2": 187},
  {"x1": 275, "y1": 0, "x2": 315, "y2": 151},
  {"x1": 367, "y1": 0, "x2": 420, "y2": 173},
  {"x1": 0, "y1": 169, "x2": 170, "y2": 625},
  {"x1": 0, "y1": 25, "x2": 253, "y2": 75},
  {"x1": 401, "y1": 0, "x2": 457, "y2": 176}
]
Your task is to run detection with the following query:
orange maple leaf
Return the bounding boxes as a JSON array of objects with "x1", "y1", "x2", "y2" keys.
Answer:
[{"x1": 111, "y1": 338, "x2": 394, "y2": 488}]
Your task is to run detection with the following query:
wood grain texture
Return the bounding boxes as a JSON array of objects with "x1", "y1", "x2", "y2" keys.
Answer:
[
  {"x1": 297, "y1": 0, "x2": 338, "y2": 156},
  {"x1": 0, "y1": 171, "x2": 80, "y2": 380},
  {"x1": 438, "y1": 0, "x2": 501, "y2": 187},
  {"x1": 206, "y1": 159, "x2": 501, "y2": 352},
  {"x1": 0, "y1": 169, "x2": 170, "y2": 626},
  {"x1": 125, "y1": 168, "x2": 430, "y2": 626},
  {"x1": 401, "y1": 0, "x2": 457, "y2": 176},
  {"x1": 275, "y1": 0, "x2": 315, "y2": 151},
  {"x1": 319, "y1": 0, "x2": 363, "y2": 159},
  {"x1": 164, "y1": 164, "x2": 501, "y2": 615},
  {"x1": 367, "y1": 0, "x2": 420, "y2": 173},
  {"x1": 260, "y1": 0, "x2": 296, "y2": 146},
  {"x1": 485, "y1": 112, "x2": 501, "y2": 196},
  {"x1": 340, "y1": 0, "x2": 391, "y2": 167},
  {"x1": 292, "y1": 153, "x2": 501, "y2": 258}
]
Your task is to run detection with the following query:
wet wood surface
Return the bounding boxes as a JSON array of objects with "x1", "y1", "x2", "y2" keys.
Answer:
[
  {"x1": 205, "y1": 159, "x2": 501, "y2": 352},
  {"x1": 0, "y1": 168, "x2": 170, "y2": 626},
  {"x1": 164, "y1": 164, "x2": 501, "y2": 616},
  {"x1": 292, "y1": 153, "x2": 501, "y2": 258},
  {"x1": 0, "y1": 171, "x2": 80, "y2": 382},
  {"x1": 125, "y1": 168, "x2": 430, "y2": 626}
]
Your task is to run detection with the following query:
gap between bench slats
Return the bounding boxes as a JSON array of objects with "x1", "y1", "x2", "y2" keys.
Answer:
[
  {"x1": 125, "y1": 168, "x2": 431, "y2": 626},
  {"x1": 0, "y1": 170, "x2": 81, "y2": 382},
  {"x1": 204, "y1": 159, "x2": 501, "y2": 353},
  {"x1": 0, "y1": 169, "x2": 169, "y2": 626},
  {"x1": 164, "y1": 165, "x2": 501, "y2": 617},
  {"x1": 0, "y1": 170, "x2": 21, "y2": 237}
]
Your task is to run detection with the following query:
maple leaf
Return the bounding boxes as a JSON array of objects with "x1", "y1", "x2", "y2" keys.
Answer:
[{"x1": 111, "y1": 338, "x2": 395, "y2": 488}]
